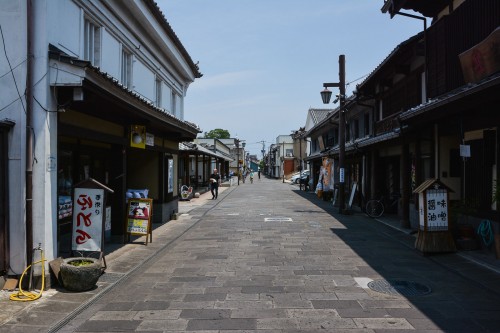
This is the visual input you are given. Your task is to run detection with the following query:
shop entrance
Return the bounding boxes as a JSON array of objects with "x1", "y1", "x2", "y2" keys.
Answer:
[{"x1": 57, "y1": 139, "x2": 120, "y2": 257}]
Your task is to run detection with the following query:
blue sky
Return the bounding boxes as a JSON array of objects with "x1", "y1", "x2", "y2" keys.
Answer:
[{"x1": 159, "y1": 1, "x2": 424, "y2": 157}]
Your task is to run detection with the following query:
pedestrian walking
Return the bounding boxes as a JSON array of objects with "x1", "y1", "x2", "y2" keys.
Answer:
[
  {"x1": 258, "y1": 167, "x2": 261, "y2": 179},
  {"x1": 209, "y1": 168, "x2": 220, "y2": 199},
  {"x1": 250, "y1": 170, "x2": 254, "y2": 183}
]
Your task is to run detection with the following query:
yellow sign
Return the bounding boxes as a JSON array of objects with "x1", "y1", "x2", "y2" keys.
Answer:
[
  {"x1": 130, "y1": 125, "x2": 146, "y2": 149},
  {"x1": 127, "y1": 218, "x2": 149, "y2": 235}
]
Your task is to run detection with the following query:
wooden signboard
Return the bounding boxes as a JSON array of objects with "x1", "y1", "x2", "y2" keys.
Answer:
[
  {"x1": 348, "y1": 182, "x2": 357, "y2": 209},
  {"x1": 413, "y1": 179, "x2": 456, "y2": 254},
  {"x1": 126, "y1": 198, "x2": 153, "y2": 245}
]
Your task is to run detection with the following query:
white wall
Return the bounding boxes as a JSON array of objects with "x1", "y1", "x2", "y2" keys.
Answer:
[
  {"x1": 133, "y1": 60, "x2": 155, "y2": 101},
  {"x1": 0, "y1": 0, "x2": 199, "y2": 273},
  {"x1": 48, "y1": 0, "x2": 81, "y2": 56},
  {"x1": 0, "y1": 0, "x2": 29, "y2": 273},
  {"x1": 161, "y1": 82, "x2": 172, "y2": 113},
  {"x1": 46, "y1": 0, "x2": 193, "y2": 121},
  {"x1": 101, "y1": 29, "x2": 121, "y2": 78}
]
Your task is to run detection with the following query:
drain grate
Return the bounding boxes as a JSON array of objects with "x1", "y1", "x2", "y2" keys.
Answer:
[
  {"x1": 264, "y1": 217, "x2": 292, "y2": 222},
  {"x1": 98, "y1": 272, "x2": 125, "y2": 283},
  {"x1": 368, "y1": 279, "x2": 431, "y2": 296}
]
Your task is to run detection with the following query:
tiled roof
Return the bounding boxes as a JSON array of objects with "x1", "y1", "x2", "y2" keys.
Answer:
[
  {"x1": 356, "y1": 32, "x2": 424, "y2": 91},
  {"x1": 85, "y1": 66, "x2": 201, "y2": 133},
  {"x1": 309, "y1": 108, "x2": 332, "y2": 124},
  {"x1": 179, "y1": 142, "x2": 234, "y2": 161}
]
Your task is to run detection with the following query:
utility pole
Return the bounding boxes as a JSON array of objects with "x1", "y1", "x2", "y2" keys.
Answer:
[
  {"x1": 259, "y1": 140, "x2": 266, "y2": 160},
  {"x1": 321, "y1": 55, "x2": 346, "y2": 214},
  {"x1": 338, "y1": 55, "x2": 346, "y2": 214}
]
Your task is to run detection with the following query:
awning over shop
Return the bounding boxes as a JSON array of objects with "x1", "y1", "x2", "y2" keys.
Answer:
[
  {"x1": 179, "y1": 142, "x2": 234, "y2": 162},
  {"x1": 49, "y1": 45, "x2": 200, "y2": 141}
]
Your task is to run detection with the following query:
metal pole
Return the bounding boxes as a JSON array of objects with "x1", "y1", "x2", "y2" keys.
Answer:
[
  {"x1": 237, "y1": 141, "x2": 240, "y2": 185},
  {"x1": 299, "y1": 135, "x2": 302, "y2": 190},
  {"x1": 338, "y1": 55, "x2": 346, "y2": 214},
  {"x1": 282, "y1": 141, "x2": 285, "y2": 183}
]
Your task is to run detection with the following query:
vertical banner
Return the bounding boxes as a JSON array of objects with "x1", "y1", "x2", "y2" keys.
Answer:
[
  {"x1": 322, "y1": 158, "x2": 334, "y2": 191},
  {"x1": 168, "y1": 159, "x2": 174, "y2": 193},
  {"x1": 72, "y1": 188, "x2": 105, "y2": 251}
]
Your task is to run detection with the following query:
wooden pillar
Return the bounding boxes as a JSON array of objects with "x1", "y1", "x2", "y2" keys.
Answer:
[
  {"x1": 202, "y1": 154, "x2": 206, "y2": 185},
  {"x1": 184, "y1": 153, "x2": 189, "y2": 185},
  {"x1": 195, "y1": 153, "x2": 199, "y2": 188},
  {"x1": 401, "y1": 143, "x2": 410, "y2": 228},
  {"x1": 370, "y1": 149, "x2": 378, "y2": 199}
]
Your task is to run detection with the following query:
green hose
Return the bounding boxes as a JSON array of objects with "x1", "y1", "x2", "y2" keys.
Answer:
[{"x1": 477, "y1": 219, "x2": 494, "y2": 247}]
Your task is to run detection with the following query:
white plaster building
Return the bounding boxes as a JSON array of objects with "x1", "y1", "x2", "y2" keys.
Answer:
[{"x1": 0, "y1": 0, "x2": 201, "y2": 282}]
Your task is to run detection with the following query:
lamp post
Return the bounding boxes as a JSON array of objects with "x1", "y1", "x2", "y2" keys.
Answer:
[
  {"x1": 282, "y1": 141, "x2": 285, "y2": 183},
  {"x1": 299, "y1": 132, "x2": 303, "y2": 191},
  {"x1": 235, "y1": 138, "x2": 240, "y2": 185},
  {"x1": 242, "y1": 142, "x2": 246, "y2": 177},
  {"x1": 321, "y1": 54, "x2": 346, "y2": 214},
  {"x1": 292, "y1": 128, "x2": 305, "y2": 190}
]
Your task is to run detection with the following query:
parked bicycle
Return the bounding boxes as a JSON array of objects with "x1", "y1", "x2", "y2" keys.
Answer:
[{"x1": 365, "y1": 192, "x2": 400, "y2": 218}]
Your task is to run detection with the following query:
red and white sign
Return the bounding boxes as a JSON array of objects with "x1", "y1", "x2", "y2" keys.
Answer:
[{"x1": 72, "y1": 188, "x2": 105, "y2": 251}]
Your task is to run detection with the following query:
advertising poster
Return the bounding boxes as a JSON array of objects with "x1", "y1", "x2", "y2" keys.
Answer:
[
  {"x1": 322, "y1": 157, "x2": 335, "y2": 191},
  {"x1": 126, "y1": 198, "x2": 153, "y2": 237}
]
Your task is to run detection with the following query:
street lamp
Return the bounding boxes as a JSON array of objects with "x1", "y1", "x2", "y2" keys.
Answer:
[{"x1": 321, "y1": 54, "x2": 346, "y2": 214}]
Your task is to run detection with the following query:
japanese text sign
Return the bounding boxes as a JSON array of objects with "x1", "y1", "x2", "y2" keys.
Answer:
[{"x1": 72, "y1": 188, "x2": 104, "y2": 251}]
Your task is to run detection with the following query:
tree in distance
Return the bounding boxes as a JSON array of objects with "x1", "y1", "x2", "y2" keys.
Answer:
[{"x1": 204, "y1": 128, "x2": 230, "y2": 139}]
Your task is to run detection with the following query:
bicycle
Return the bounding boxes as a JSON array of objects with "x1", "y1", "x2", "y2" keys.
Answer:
[
  {"x1": 365, "y1": 193, "x2": 400, "y2": 218},
  {"x1": 365, "y1": 197, "x2": 385, "y2": 218}
]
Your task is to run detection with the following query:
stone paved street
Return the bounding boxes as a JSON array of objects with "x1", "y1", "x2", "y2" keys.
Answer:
[{"x1": 2, "y1": 177, "x2": 500, "y2": 332}]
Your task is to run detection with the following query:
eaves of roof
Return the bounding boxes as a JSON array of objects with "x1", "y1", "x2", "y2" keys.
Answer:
[
  {"x1": 382, "y1": 0, "x2": 449, "y2": 18},
  {"x1": 356, "y1": 32, "x2": 424, "y2": 91},
  {"x1": 304, "y1": 109, "x2": 338, "y2": 137},
  {"x1": 400, "y1": 71, "x2": 500, "y2": 121},
  {"x1": 311, "y1": 132, "x2": 400, "y2": 158},
  {"x1": 49, "y1": 44, "x2": 200, "y2": 136},
  {"x1": 180, "y1": 142, "x2": 216, "y2": 156},
  {"x1": 179, "y1": 142, "x2": 234, "y2": 161},
  {"x1": 303, "y1": 150, "x2": 328, "y2": 162},
  {"x1": 84, "y1": 66, "x2": 201, "y2": 135}
]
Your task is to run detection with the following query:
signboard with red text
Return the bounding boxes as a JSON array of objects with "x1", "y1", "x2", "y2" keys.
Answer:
[{"x1": 72, "y1": 188, "x2": 105, "y2": 251}]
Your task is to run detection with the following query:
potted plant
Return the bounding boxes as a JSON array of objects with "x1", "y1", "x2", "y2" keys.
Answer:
[{"x1": 59, "y1": 257, "x2": 102, "y2": 292}]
